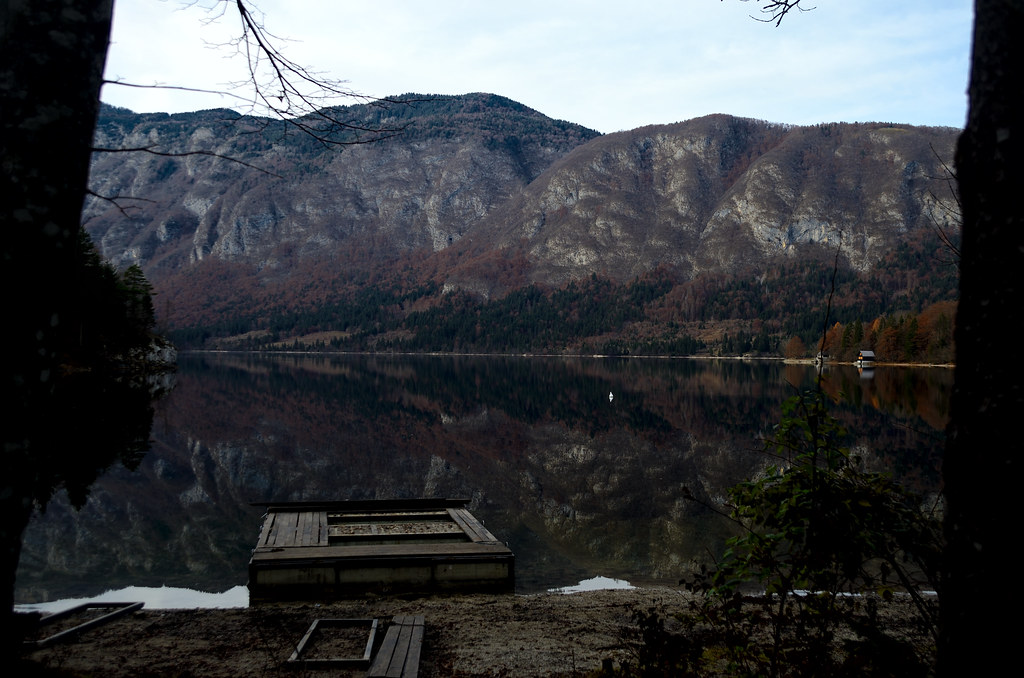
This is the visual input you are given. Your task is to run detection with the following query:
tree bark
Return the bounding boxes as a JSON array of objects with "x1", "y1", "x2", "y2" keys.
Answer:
[
  {"x1": 1, "y1": 0, "x2": 113, "y2": 629},
  {"x1": 941, "y1": 0, "x2": 1024, "y2": 673}
]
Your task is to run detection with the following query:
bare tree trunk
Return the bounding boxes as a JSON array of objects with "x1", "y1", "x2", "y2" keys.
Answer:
[
  {"x1": 0, "y1": 0, "x2": 113, "y2": 630},
  {"x1": 941, "y1": 0, "x2": 1024, "y2": 673}
]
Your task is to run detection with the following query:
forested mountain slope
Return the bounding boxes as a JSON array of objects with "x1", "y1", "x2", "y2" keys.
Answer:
[{"x1": 83, "y1": 94, "x2": 960, "y2": 357}]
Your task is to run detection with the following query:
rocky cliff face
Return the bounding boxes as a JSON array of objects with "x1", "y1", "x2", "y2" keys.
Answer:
[
  {"x1": 82, "y1": 95, "x2": 959, "y2": 334},
  {"x1": 84, "y1": 95, "x2": 599, "y2": 282},
  {"x1": 445, "y1": 116, "x2": 958, "y2": 294}
]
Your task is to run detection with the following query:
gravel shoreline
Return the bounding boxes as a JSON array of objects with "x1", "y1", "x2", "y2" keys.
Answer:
[
  {"x1": 19, "y1": 587, "x2": 686, "y2": 677},
  {"x1": 19, "y1": 586, "x2": 934, "y2": 677}
]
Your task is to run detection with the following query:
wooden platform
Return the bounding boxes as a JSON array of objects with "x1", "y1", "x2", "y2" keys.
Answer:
[{"x1": 248, "y1": 499, "x2": 514, "y2": 601}]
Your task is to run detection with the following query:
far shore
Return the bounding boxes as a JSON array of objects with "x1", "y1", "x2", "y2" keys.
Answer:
[{"x1": 181, "y1": 348, "x2": 956, "y2": 368}]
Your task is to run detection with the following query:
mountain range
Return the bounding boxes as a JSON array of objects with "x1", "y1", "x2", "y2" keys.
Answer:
[{"x1": 83, "y1": 93, "x2": 961, "y2": 354}]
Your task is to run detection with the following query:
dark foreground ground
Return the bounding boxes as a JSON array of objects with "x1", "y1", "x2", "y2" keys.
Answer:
[
  {"x1": 16, "y1": 588, "x2": 679, "y2": 677},
  {"x1": 15, "y1": 587, "x2": 931, "y2": 677}
]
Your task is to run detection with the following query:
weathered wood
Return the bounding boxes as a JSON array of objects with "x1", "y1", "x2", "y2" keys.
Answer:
[
  {"x1": 286, "y1": 618, "x2": 378, "y2": 669},
  {"x1": 448, "y1": 508, "x2": 499, "y2": 542},
  {"x1": 254, "y1": 498, "x2": 470, "y2": 512},
  {"x1": 264, "y1": 511, "x2": 329, "y2": 547},
  {"x1": 389, "y1": 624, "x2": 414, "y2": 677},
  {"x1": 317, "y1": 511, "x2": 329, "y2": 545},
  {"x1": 257, "y1": 512, "x2": 276, "y2": 547},
  {"x1": 367, "y1": 619, "x2": 401, "y2": 675},
  {"x1": 248, "y1": 500, "x2": 514, "y2": 600},
  {"x1": 300, "y1": 511, "x2": 314, "y2": 546},
  {"x1": 403, "y1": 623, "x2": 423, "y2": 678},
  {"x1": 331, "y1": 510, "x2": 452, "y2": 523},
  {"x1": 366, "y1": 615, "x2": 424, "y2": 678},
  {"x1": 28, "y1": 602, "x2": 144, "y2": 648},
  {"x1": 279, "y1": 512, "x2": 298, "y2": 547},
  {"x1": 270, "y1": 513, "x2": 285, "y2": 547},
  {"x1": 252, "y1": 540, "x2": 513, "y2": 561}
]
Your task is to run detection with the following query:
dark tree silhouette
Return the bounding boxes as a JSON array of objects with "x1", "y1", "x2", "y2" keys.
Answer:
[
  {"x1": 743, "y1": 1, "x2": 1018, "y2": 673},
  {"x1": 1, "y1": 0, "x2": 401, "y2": 640},
  {"x1": 2, "y1": 0, "x2": 115, "y2": 631},
  {"x1": 939, "y1": 2, "x2": 1022, "y2": 674}
]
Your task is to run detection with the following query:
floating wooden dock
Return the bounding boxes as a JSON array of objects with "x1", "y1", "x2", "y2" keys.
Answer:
[{"x1": 247, "y1": 499, "x2": 514, "y2": 601}]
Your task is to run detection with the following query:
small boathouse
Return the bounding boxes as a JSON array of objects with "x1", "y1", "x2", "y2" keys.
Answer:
[{"x1": 247, "y1": 498, "x2": 514, "y2": 601}]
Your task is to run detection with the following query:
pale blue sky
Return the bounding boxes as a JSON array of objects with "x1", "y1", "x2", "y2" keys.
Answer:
[{"x1": 101, "y1": 1, "x2": 973, "y2": 133}]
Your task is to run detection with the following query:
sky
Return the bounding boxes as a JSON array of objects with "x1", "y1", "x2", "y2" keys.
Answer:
[{"x1": 101, "y1": 1, "x2": 974, "y2": 134}]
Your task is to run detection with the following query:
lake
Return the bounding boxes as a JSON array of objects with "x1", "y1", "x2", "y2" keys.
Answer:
[{"x1": 15, "y1": 353, "x2": 949, "y2": 603}]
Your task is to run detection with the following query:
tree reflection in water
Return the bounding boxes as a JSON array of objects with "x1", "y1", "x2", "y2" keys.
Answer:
[
  {"x1": 7, "y1": 369, "x2": 169, "y2": 608},
  {"x1": 16, "y1": 354, "x2": 947, "y2": 601}
]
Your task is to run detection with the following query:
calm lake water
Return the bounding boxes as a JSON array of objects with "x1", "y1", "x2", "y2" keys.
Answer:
[{"x1": 15, "y1": 353, "x2": 950, "y2": 603}]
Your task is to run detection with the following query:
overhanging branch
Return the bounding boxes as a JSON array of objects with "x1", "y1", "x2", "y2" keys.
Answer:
[
  {"x1": 738, "y1": 1, "x2": 815, "y2": 27},
  {"x1": 91, "y1": 145, "x2": 283, "y2": 177}
]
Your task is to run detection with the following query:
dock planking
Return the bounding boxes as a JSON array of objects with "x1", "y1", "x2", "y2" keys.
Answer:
[
  {"x1": 259, "y1": 510, "x2": 328, "y2": 548},
  {"x1": 248, "y1": 499, "x2": 514, "y2": 601}
]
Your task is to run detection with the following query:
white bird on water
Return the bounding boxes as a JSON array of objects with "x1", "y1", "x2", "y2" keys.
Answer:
[{"x1": 608, "y1": 391, "x2": 613, "y2": 403}]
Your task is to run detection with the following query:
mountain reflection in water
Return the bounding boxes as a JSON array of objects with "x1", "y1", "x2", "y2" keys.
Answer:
[{"x1": 15, "y1": 354, "x2": 949, "y2": 603}]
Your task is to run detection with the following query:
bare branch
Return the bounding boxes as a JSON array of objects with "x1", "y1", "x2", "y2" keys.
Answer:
[
  {"x1": 91, "y1": 144, "x2": 283, "y2": 178},
  {"x1": 736, "y1": 1, "x2": 815, "y2": 27},
  {"x1": 91, "y1": 2, "x2": 422, "y2": 209},
  {"x1": 924, "y1": 143, "x2": 962, "y2": 262},
  {"x1": 107, "y1": 2, "x2": 419, "y2": 147},
  {"x1": 102, "y1": 78, "x2": 255, "y2": 106},
  {"x1": 217, "y1": 0, "x2": 412, "y2": 147},
  {"x1": 85, "y1": 190, "x2": 156, "y2": 218}
]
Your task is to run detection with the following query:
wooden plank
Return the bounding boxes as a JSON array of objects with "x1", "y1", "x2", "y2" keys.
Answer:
[
  {"x1": 331, "y1": 510, "x2": 452, "y2": 524},
  {"x1": 316, "y1": 511, "x2": 329, "y2": 545},
  {"x1": 250, "y1": 540, "x2": 513, "y2": 562},
  {"x1": 267, "y1": 515, "x2": 281, "y2": 547},
  {"x1": 286, "y1": 618, "x2": 377, "y2": 668},
  {"x1": 453, "y1": 508, "x2": 489, "y2": 541},
  {"x1": 256, "y1": 498, "x2": 469, "y2": 512},
  {"x1": 294, "y1": 513, "x2": 304, "y2": 546},
  {"x1": 366, "y1": 615, "x2": 425, "y2": 678},
  {"x1": 367, "y1": 624, "x2": 401, "y2": 677},
  {"x1": 287, "y1": 618, "x2": 320, "y2": 663},
  {"x1": 446, "y1": 508, "x2": 476, "y2": 540},
  {"x1": 300, "y1": 511, "x2": 314, "y2": 546},
  {"x1": 282, "y1": 512, "x2": 299, "y2": 547},
  {"x1": 393, "y1": 615, "x2": 424, "y2": 626},
  {"x1": 465, "y1": 510, "x2": 499, "y2": 542},
  {"x1": 448, "y1": 508, "x2": 498, "y2": 542},
  {"x1": 387, "y1": 623, "x2": 414, "y2": 677},
  {"x1": 257, "y1": 512, "x2": 276, "y2": 547},
  {"x1": 266, "y1": 517, "x2": 281, "y2": 547},
  {"x1": 403, "y1": 623, "x2": 424, "y2": 678},
  {"x1": 29, "y1": 602, "x2": 144, "y2": 649}
]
